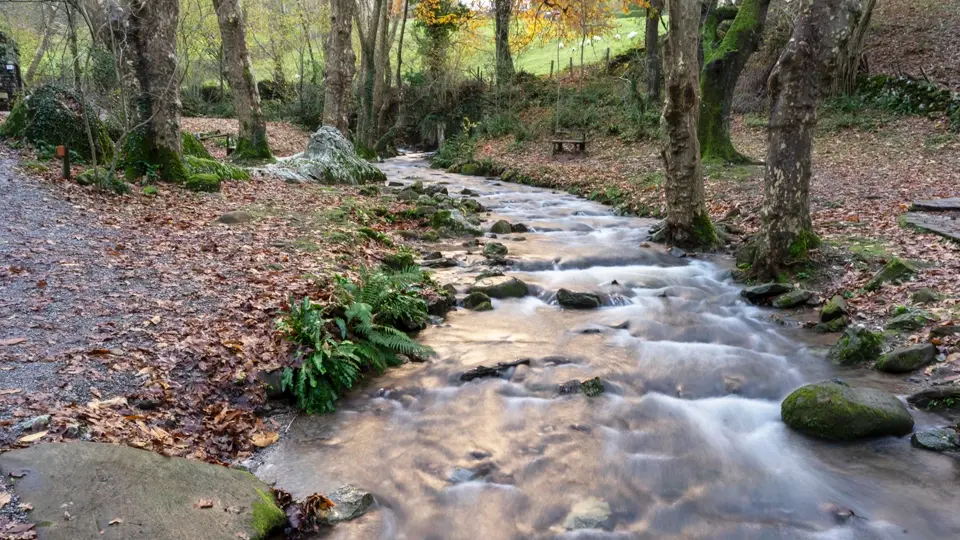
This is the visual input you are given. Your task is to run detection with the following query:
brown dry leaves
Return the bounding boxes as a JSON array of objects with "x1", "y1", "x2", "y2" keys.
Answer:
[{"x1": 179, "y1": 117, "x2": 311, "y2": 158}]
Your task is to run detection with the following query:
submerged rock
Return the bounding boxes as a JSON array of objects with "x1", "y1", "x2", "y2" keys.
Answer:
[
  {"x1": 269, "y1": 126, "x2": 385, "y2": 185},
  {"x1": 772, "y1": 289, "x2": 813, "y2": 309},
  {"x1": 865, "y1": 258, "x2": 917, "y2": 291},
  {"x1": 827, "y1": 326, "x2": 883, "y2": 365},
  {"x1": 781, "y1": 380, "x2": 914, "y2": 440},
  {"x1": 470, "y1": 276, "x2": 529, "y2": 299},
  {"x1": 463, "y1": 291, "x2": 493, "y2": 311},
  {"x1": 326, "y1": 485, "x2": 374, "y2": 523},
  {"x1": 490, "y1": 219, "x2": 513, "y2": 234},
  {"x1": 820, "y1": 295, "x2": 849, "y2": 322},
  {"x1": 741, "y1": 283, "x2": 793, "y2": 304},
  {"x1": 483, "y1": 242, "x2": 508, "y2": 259},
  {"x1": 460, "y1": 359, "x2": 531, "y2": 381},
  {"x1": 911, "y1": 428, "x2": 960, "y2": 452},
  {"x1": 876, "y1": 343, "x2": 937, "y2": 373},
  {"x1": 556, "y1": 289, "x2": 602, "y2": 309},
  {"x1": 563, "y1": 497, "x2": 611, "y2": 530}
]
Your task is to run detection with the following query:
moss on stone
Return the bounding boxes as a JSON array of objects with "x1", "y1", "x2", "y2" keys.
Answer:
[
  {"x1": 788, "y1": 229, "x2": 821, "y2": 261},
  {"x1": 185, "y1": 173, "x2": 221, "y2": 192},
  {"x1": 691, "y1": 211, "x2": 720, "y2": 248},
  {"x1": 827, "y1": 326, "x2": 883, "y2": 365},
  {"x1": 250, "y1": 488, "x2": 286, "y2": 540},
  {"x1": 864, "y1": 257, "x2": 917, "y2": 291},
  {"x1": 181, "y1": 131, "x2": 213, "y2": 159},
  {"x1": 781, "y1": 380, "x2": 914, "y2": 440},
  {"x1": 185, "y1": 155, "x2": 250, "y2": 181}
]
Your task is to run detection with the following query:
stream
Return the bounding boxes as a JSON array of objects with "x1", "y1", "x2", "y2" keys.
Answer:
[{"x1": 256, "y1": 155, "x2": 960, "y2": 539}]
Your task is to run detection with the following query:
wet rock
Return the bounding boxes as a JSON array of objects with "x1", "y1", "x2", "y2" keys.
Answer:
[
  {"x1": 814, "y1": 315, "x2": 849, "y2": 333},
  {"x1": 910, "y1": 428, "x2": 960, "y2": 452},
  {"x1": 563, "y1": 497, "x2": 611, "y2": 530},
  {"x1": 397, "y1": 188, "x2": 419, "y2": 201},
  {"x1": 931, "y1": 324, "x2": 960, "y2": 337},
  {"x1": 461, "y1": 188, "x2": 478, "y2": 196},
  {"x1": 668, "y1": 247, "x2": 686, "y2": 258},
  {"x1": 865, "y1": 258, "x2": 917, "y2": 291},
  {"x1": 421, "y1": 258, "x2": 458, "y2": 268},
  {"x1": 460, "y1": 359, "x2": 531, "y2": 382},
  {"x1": 581, "y1": 377, "x2": 604, "y2": 396},
  {"x1": 271, "y1": 126, "x2": 385, "y2": 184},
  {"x1": 387, "y1": 181, "x2": 404, "y2": 187},
  {"x1": 912, "y1": 288, "x2": 940, "y2": 304},
  {"x1": 326, "y1": 485, "x2": 374, "y2": 523},
  {"x1": 820, "y1": 295, "x2": 849, "y2": 322},
  {"x1": 461, "y1": 198, "x2": 484, "y2": 212},
  {"x1": 781, "y1": 380, "x2": 914, "y2": 440},
  {"x1": 463, "y1": 291, "x2": 492, "y2": 311},
  {"x1": 772, "y1": 289, "x2": 813, "y2": 309},
  {"x1": 217, "y1": 210, "x2": 253, "y2": 224},
  {"x1": 470, "y1": 276, "x2": 528, "y2": 299},
  {"x1": 827, "y1": 326, "x2": 883, "y2": 365},
  {"x1": 886, "y1": 310, "x2": 935, "y2": 332},
  {"x1": 424, "y1": 184, "x2": 448, "y2": 197},
  {"x1": 511, "y1": 223, "x2": 529, "y2": 233},
  {"x1": 907, "y1": 385, "x2": 960, "y2": 409},
  {"x1": 477, "y1": 269, "x2": 504, "y2": 279},
  {"x1": 483, "y1": 242, "x2": 508, "y2": 259},
  {"x1": 558, "y1": 380, "x2": 583, "y2": 395},
  {"x1": 422, "y1": 251, "x2": 443, "y2": 260},
  {"x1": 876, "y1": 343, "x2": 937, "y2": 373},
  {"x1": 426, "y1": 287, "x2": 455, "y2": 316},
  {"x1": 14, "y1": 414, "x2": 51, "y2": 433},
  {"x1": 431, "y1": 210, "x2": 483, "y2": 236},
  {"x1": 741, "y1": 283, "x2": 793, "y2": 304},
  {"x1": 556, "y1": 289, "x2": 602, "y2": 309},
  {"x1": 490, "y1": 219, "x2": 513, "y2": 234},
  {"x1": 410, "y1": 180, "x2": 425, "y2": 193}
]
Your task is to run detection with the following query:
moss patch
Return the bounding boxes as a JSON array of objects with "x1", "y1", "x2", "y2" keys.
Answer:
[
  {"x1": 181, "y1": 131, "x2": 213, "y2": 159},
  {"x1": 827, "y1": 326, "x2": 883, "y2": 365},
  {"x1": 185, "y1": 173, "x2": 221, "y2": 192},
  {"x1": 251, "y1": 488, "x2": 286, "y2": 540}
]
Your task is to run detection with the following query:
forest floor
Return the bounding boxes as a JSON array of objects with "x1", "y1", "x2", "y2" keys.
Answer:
[{"x1": 476, "y1": 114, "x2": 960, "y2": 360}]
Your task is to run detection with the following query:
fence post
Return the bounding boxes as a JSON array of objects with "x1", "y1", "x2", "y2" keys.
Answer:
[
  {"x1": 57, "y1": 145, "x2": 70, "y2": 179},
  {"x1": 569, "y1": 57, "x2": 573, "y2": 74},
  {"x1": 550, "y1": 60, "x2": 554, "y2": 79},
  {"x1": 605, "y1": 48, "x2": 610, "y2": 65}
]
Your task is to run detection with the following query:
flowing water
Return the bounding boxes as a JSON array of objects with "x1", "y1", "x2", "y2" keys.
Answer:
[{"x1": 256, "y1": 156, "x2": 960, "y2": 539}]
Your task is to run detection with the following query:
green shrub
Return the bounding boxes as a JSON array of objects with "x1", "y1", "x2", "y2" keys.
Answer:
[
  {"x1": 430, "y1": 132, "x2": 476, "y2": 169},
  {"x1": 184, "y1": 155, "x2": 250, "y2": 180},
  {"x1": 75, "y1": 168, "x2": 131, "y2": 194}
]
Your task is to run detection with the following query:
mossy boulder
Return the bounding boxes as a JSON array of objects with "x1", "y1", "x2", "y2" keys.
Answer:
[
  {"x1": 181, "y1": 131, "x2": 213, "y2": 159},
  {"x1": 885, "y1": 310, "x2": 935, "y2": 332},
  {"x1": 820, "y1": 295, "x2": 848, "y2": 322},
  {"x1": 463, "y1": 291, "x2": 493, "y2": 311},
  {"x1": 741, "y1": 283, "x2": 793, "y2": 304},
  {"x1": 382, "y1": 251, "x2": 415, "y2": 270},
  {"x1": 814, "y1": 315, "x2": 849, "y2": 333},
  {"x1": 75, "y1": 168, "x2": 131, "y2": 194},
  {"x1": 911, "y1": 288, "x2": 940, "y2": 304},
  {"x1": 827, "y1": 326, "x2": 883, "y2": 365},
  {"x1": 581, "y1": 377, "x2": 605, "y2": 396},
  {"x1": 556, "y1": 289, "x2": 602, "y2": 309},
  {"x1": 876, "y1": 343, "x2": 937, "y2": 373},
  {"x1": 865, "y1": 258, "x2": 917, "y2": 291},
  {"x1": 0, "y1": 84, "x2": 114, "y2": 161},
  {"x1": 430, "y1": 209, "x2": 483, "y2": 237},
  {"x1": 772, "y1": 289, "x2": 813, "y2": 309},
  {"x1": 469, "y1": 276, "x2": 529, "y2": 299},
  {"x1": 185, "y1": 173, "x2": 221, "y2": 192},
  {"x1": 461, "y1": 198, "x2": 484, "y2": 213},
  {"x1": 490, "y1": 219, "x2": 513, "y2": 234},
  {"x1": 271, "y1": 126, "x2": 385, "y2": 185},
  {"x1": 781, "y1": 380, "x2": 914, "y2": 441},
  {"x1": 483, "y1": 242, "x2": 508, "y2": 259}
]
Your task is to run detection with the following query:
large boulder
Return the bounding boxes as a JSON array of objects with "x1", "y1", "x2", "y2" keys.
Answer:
[
  {"x1": 431, "y1": 209, "x2": 483, "y2": 237},
  {"x1": 741, "y1": 283, "x2": 793, "y2": 304},
  {"x1": 781, "y1": 380, "x2": 914, "y2": 440},
  {"x1": 271, "y1": 126, "x2": 385, "y2": 184},
  {"x1": 827, "y1": 326, "x2": 883, "y2": 365},
  {"x1": 0, "y1": 442, "x2": 285, "y2": 540},
  {"x1": 876, "y1": 343, "x2": 937, "y2": 373},
  {"x1": 469, "y1": 276, "x2": 528, "y2": 299}
]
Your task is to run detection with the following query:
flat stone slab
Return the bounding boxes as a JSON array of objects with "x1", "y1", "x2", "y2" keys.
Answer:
[
  {"x1": 903, "y1": 211, "x2": 960, "y2": 242},
  {"x1": 0, "y1": 443, "x2": 284, "y2": 540},
  {"x1": 910, "y1": 198, "x2": 960, "y2": 212}
]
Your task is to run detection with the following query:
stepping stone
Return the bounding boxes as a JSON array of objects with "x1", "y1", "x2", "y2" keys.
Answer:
[
  {"x1": 910, "y1": 198, "x2": 960, "y2": 212},
  {"x1": 903, "y1": 212, "x2": 960, "y2": 243}
]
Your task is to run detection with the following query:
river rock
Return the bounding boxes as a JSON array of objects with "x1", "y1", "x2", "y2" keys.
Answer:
[
  {"x1": 270, "y1": 126, "x2": 385, "y2": 185},
  {"x1": 741, "y1": 283, "x2": 793, "y2": 304},
  {"x1": 556, "y1": 289, "x2": 602, "y2": 309},
  {"x1": 865, "y1": 258, "x2": 917, "y2": 291},
  {"x1": 910, "y1": 428, "x2": 960, "y2": 452},
  {"x1": 460, "y1": 359, "x2": 531, "y2": 381},
  {"x1": 820, "y1": 295, "x2": 848, "y2": 322},
  {"x1": 781, "y1": 380, "x2": 914, "y2": 440},
  {"x1": 461, "y1": 198, "x2": 484, "y2": 212},
  {"x1": 422, "y1": 251, "x2": 443, "y2": 260},
  {"x1": 417, "y1": 194, "x2": 437, "y2": 206},
  {"x1": 511, "y1": 223, "x2": 530, "y2": 233},
  {"x1": 876, "y1": 343, "x2": 937, "y2": 373},
  {"x1": 912, "y1": 288, "x2": 940, "y2": 304},
  {"x1": 772, "y1": 289, "x2": 813, "y2": 308},
  {"x1": 885, "y1": 310, "x2": 934, "y2": 331},
  {"x1": 827, "y1": 326, "x2": 883, "y2": 365},
  {"x1": 463, "y1": 291, "x2": 493, "y2": 311},
  {"x1": 490, "y1": 219, "x2": 513, "y2": 234},
  {"x1": 325, "y1": 485, "x2": 374, "y2": 523},
  {"x1": 0, "y1": 442, "x2": 286, "y2": 540},
  {"x1": 483, "y1": 242, "x2": 508, "y2": 259},
  {"x1": 470, "y1": 276, "x2": 528, "y2": 299},
  {"x1": 461, "y1": 188, "x2": 478, "y2": 196},
  {"x1": 431, "y1": 210, "x2": 483, "y2": 236},
  {"x1": 421, "y1": 258, "x2": 458, "y2": 268},
  {"x1": 397, "y1": 188, "x2": 419, "y2": 201},
  {"x1": 931, "y1": 324, "x2": 960, "y2": 338},
  {"x1": 907, "y1": 385, "x2": 960, "y2": 409},
  {"x1": 563, "y1": 497, "x2": 611, "y2": 530},
  {"x1": 217, "y1": 210, "x2": 253, "y2": 224},
  {"x1": 424, "y1": 184, "x2": 448, "y2": 197},
  {"x1": 410, "y1": 180, "x2": 424, "y2": 193}
]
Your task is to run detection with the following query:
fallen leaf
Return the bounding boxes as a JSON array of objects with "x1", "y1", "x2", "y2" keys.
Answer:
[
  {"x1": 20, "y1": 503, "x2": 33, "y2": 511},
  {"x1": 87, "y1": 396, "x2": 127, "y2": 409},
  {"x1": 251, "y1": 431, "x2": 279, "y2": 448},
  {"x1": 108, "y1": 518, "x2": 123, "y2": 525},
  {"x1": 5, "y1": 523, "x2": 34, "y2": 533},
  {"x1": 0, "y1": 338, "x2": 26, "y2": 346},
  {"x1": 0, "y1": 388, "x2": 22, "y2": 395},
  {"x1": 36, "y1": 280, "x2": 47, "y2": 288},
  {"x1": 8, "y1": 469, "x2": 28, "y2": 478},
  {"x1": 0, "y1": 492, "x2": 12, "y2": 509},
  {"x1": 196, "y1": 499, "x2": 214, "y2": 509},
  {"x1": 225, "y1": 506, "x2": 241, "y2": 514},
  {"x1": 18, "y1": 431, "x2": 48, "y2": 443}
]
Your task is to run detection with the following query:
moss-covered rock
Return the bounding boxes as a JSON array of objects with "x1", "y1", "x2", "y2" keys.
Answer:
[
  {"x1": 820, "y1": 295, "x2": 848, "y2": 322},
  {"x1": 781, "y1": 380, "x2": 914, "y2": 440},
  {"x1": 741, "y1": 283, "x2": 793, "y2": 304},
  {"x1": 185, "y1": 173, "x2": 221, "y2": 192},
  {"x1": 382, "y1": 251, "x2": 415, "y2": 270},
  {"x1": 461, "y1": 198, "x2": 484, "y2": 213},
  {"x1": 430, "y1": 209, "x2": 483, "y2": 236},
  {"x1": 251, "y1": 488, "x2": 286, "y2": 539},
  {"x1": 911, "y1": 288, "x2": 940, "y2": 304},
  {"x1": 876, "y1": 343, "x2": 937, "y2": 373},
  {"x1": 181, "y1": 131, "x2": 213, "y2": 159},
  {"x1": 185, "y1": 155, "x2": 250, "y2": 180},
  {"x1": 885, "y1": 310, "x2": 935, "y2": 332},
  {"x1": 483, "y1": 242, "x2": 508, "y2": 259},
  {"x1": 772, "y1": 289, "x2": 813, "y2": 309},
  {"x1": 469, "y1": 276, "x2": 529, "y2": 299},
  {"x1": 0, "y1": 85, "x2": 114, "y2": 162},
  {"x1": 460, "y1": 162, "x2": 480, "y2": 176},
  {"x1": 865, "y1": 258, "x2": 917, "y2": 291},
  {"x1": 827, "y1": 326, "x2": 883, "y2": 365},
  {"x1": 463, "y1": 291, "x2": 493, "y2": 310},
  {"x1": 490, "y1": 219, "x2": 513, "y2": 234},
  {"x1": 813, "y1": 315, "x2": 849, "y2": 333},
  {"x1": 75, "y1": 168, "x2": 131, "y2": 194},
  {"x1": 270, "y1": 126, "x2": 385, "y2": 184},
  {"x1": 580, "y1": 377, "x2": 605, "y2": 397},
  {"x1": 556, "y1": 289, "x2": 602, "y2": 309}
]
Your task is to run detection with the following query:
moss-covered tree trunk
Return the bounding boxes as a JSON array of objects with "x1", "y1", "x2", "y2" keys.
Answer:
[
  {"x1": 213, "y1": 0, "x2": 272, "y2": 161},
  {"x1": 661, "y1": 0, "x2": 716, "y2": 249},
  {"x1": 752, "y1": 0, "x2": 860, "y2": 279},
  {"x1": 644, "y1": 0, "x2": 663, "y2": 102},
  {"x1": 129, "y1": 0, "x2": 187, "y2": 182},
  {"x1": 323, "y1": 0, "x2": 356, "y2": 135},
  {"x1": 834, "y1": 0, "x2": 876, "y2": 94},
  {"x1": 494, "y1": 0, "x2": 515, "y2": 86},
  {"x1": 697, "y1": 0, "x2": 771, "y2": 163}
]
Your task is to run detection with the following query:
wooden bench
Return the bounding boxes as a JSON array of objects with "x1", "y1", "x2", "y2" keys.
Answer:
[{"x1": 550, "y1": 135, "x2": 588, "y2": 156}]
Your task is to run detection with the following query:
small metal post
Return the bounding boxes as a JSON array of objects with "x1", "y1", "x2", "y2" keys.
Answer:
[
  {"x1": 605, "y1": 48, "x2": 610, "y2": 65},
  {"x1": 550, "y1": 60, "x2": 554, "y2": 78},
  {"x1": 57, "y1": 145, "x2": 70, "y2": 179},
  {"x1": 569, "y1": 57, "x2": 573, "y2": 73}
]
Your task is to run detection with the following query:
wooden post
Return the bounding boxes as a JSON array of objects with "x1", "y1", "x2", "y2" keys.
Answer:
[
  {"x1": 569, "y1": 57, "x2": 573, "y2": 73},
  {"x1": 57, "y1": 145, "x2": 70, "y2": 179},
  {"x1": 477, "y1": 66, "x2": 481, "y2": 81},
  {"x1": 550, "y1": 60, "x2": 554, "y2": 79},
  {"x1": 605, "y1": 48, "x2": 610, "y2": 65}
]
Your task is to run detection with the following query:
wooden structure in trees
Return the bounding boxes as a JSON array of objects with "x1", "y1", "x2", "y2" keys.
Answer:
[{"x1": 0, "y1": 32, "x2": 23, "y2": 111}]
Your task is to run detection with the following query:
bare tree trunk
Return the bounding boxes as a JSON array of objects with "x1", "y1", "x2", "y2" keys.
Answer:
[
  {"x1": 698, "y1": 0, "x2": 771, "y2": 163},
  {"x1": 65, "y1": 4, "x2": 84, "y2": 92},
  {"x1": 834, "y1": 0, "x2": 876, "y2": 94},
  {"x1": 25, "y1": 3, "x2": 57, "y2": 86},
  {"x1": 493, "y1": 0, "x2": 514, "y2": 86},
  {"x1": 752, "y1": 0, "x2": 860, "y2": 278},
  {"x1": 644, "y1": 0, "x2": 662, "y2": 102},
  {"x1": 213, "y1": 0, "x2": 272, "y2": 161},
  {"x1": 661, "y1": 0, "x2": 716, "y2": 248},
  {"x1": 356, "y1": 0, "x2": 385, "y2": 148},
  {"x1": 395, "y1": 0, "x2": 408, "y2": 90},
  {"x1": 323, "y1": 0, "x2": 356, "y2": 134},
  {"x1": 129, "y1": 0, "x2": 187, "y2": 182}
]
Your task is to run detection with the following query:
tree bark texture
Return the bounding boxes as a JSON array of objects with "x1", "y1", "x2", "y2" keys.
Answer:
[
  {"x1": 698, "y1": 0, "x2": 771, "y2": 163},
  {"x1": 834, "y1": 0, "x2": 876, "y2": 94},
  {"x1": 129, "y1": 0, "x2": 186, "y2": 182},
  {"x1": 357, "y1": 0, "x2": 385, "y2": 148},
  {"x1": 661, "y1": 0, "x2": 716, "y2": 249},
  {"x1": 323, "y1": 0, "x2": 356, "y2": 134},
  {"x1": 644, "y1": 0, "x2": 662, "y2": 102},
  {"x1": 213, "y1": 0, "x2": 272, "y2": 161},
  {"x1": 493, "y1": 0, "x2": 515, "y2": 86},
  {"x1": 25, "y1": 3, "x2": 56, "y2": 86},
  {"x1": 753, "y1": 0, "x2": 860, "y2": 277}
]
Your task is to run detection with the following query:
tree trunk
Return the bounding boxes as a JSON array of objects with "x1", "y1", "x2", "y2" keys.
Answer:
[
  {"x1": 698, "y1": 0, "x2": 771, "y2": 163},
  {"x1": 129, "y1": 0, "x2": 187, "y2": 182},
  {"x1": 213, "y1": 0, "x2": 272, "y2": 161},
  {"x1": 395, "y1": 0, "x2": 409, "y2": 90},
  {"x1": 661, "y1": 0, "x2": 716, "y2": 248},
  {"x1": 834, "y1": 0, "x2": 876, "y2": 94},
  {"x1": 493, "y1": 0, "x2": 515, "y2": 86},
  {"x1": 25, "y1": 3, "x2": 57, "y2": 86},
  {"x1": 644, "y1": 0, "x2": 662, "y2": 102},
  {"x1": 752, "y1": 0, "x2": 860, "y2": 278},
  {"x1": 323, "y1": 0, "x2": 356, "y2": 134}
]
